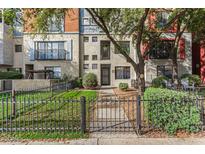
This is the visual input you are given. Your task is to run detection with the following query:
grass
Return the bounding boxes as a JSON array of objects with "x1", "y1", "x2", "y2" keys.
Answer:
[
  {"x1": 0, "y1": 90, "x2": 97, "y2": 139},
  {"x1": 0, "y1": 132, "x2": 88, "y2": 140},
  {"x1": 56, "y1": 90, "x2": 97, "y2": 99}
]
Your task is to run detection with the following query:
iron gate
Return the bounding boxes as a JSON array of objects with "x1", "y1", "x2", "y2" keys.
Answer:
[{"x1": 87, "y1": 96, "x2": 140, "y2": 133}]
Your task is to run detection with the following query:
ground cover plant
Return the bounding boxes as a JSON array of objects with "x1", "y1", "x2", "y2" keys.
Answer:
[{"x1": 143, "y1": 87, "x2": 202, "y2": 135}]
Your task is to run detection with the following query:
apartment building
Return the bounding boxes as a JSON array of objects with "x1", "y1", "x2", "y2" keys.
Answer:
[{"x1": 0, "y1": 8, "x2": 204, "y2": 87}]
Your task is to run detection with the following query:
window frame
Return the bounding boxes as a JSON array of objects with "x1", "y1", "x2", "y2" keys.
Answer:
[
  {"x1": 45, "y1": 66, "x2": 61, "y2": 79},
  {"x1": 149, "y1": 40, "x2": 174, "y2": 59},
  {"x1": 35, "y1": 41, "x2": 66, "y2": 60},
  {"x1": 15, "y1": 44, "x2": 22, "y2": 53},
  {"x1": 157, "y1": 65, "x2": 173, "y2": 79},
  {"x1": 83, "y1": 36, "x2": 89, "y2": 42},
  {"x1": 84, "y1": 55, "x2": 89, "y2": 61},
  {"x1": 92, "y1": 55, "x2": 98, "y2": 60},
  {"x1": 100, "y1": 41, "x2": 110, "y2": 60},
  {"x1": 114, "y1": 41, "x2": 130, "y2": 54},
  {"x1": 92, "y1": 36, "x2": 98, "y2": 42},
  {"x1": 83, "y1": 64, "x2": 89, "y2": 69},
  {"x1": 48, "y1": 15, "x2": 64, "y2": 32},
  {"x1": 115, "y1": 66, "x2": 131, "y2": 79},
  {"x1": 92, "y1": 64, "x2": 98, "y2": 69}
]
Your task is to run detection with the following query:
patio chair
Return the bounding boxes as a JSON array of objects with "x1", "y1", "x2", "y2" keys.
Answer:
[
  {"x1": 181, "y1": 79, "x2": 195, "y2": 91},
  {"x1": 163, "y1": 80, "x2": 173, "y2": 89}
]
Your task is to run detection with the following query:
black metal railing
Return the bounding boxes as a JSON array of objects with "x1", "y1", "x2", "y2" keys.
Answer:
[
  {"x1": 35, "y1": 49, "x2": 68, "y2": 60},
  {"x1": 0, "y1": 92, "x2": 204, "y2": 134}
]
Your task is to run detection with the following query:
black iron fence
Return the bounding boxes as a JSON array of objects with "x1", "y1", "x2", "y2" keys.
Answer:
[{"x1": 0, "y1": 93, "x2": 204, "y2": 134}]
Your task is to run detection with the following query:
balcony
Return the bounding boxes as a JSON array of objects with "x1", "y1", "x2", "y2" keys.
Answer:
[{"x1": 35, "y1": 49, "x2": 69, "y2": 60}]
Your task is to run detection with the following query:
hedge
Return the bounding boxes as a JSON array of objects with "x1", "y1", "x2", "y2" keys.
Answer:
[
  {"x1": 180, "y1": 74, "x2": 201, "y2": 86},
  {"x1": 143, "y1": 87, "x2": 202, "y2": 135},
  {"x1": 151, "y1": 76, "x2": 169, "y2": 88},
  {"x1": 0, "y1": 71, "x2": 23, "y2": 79}
]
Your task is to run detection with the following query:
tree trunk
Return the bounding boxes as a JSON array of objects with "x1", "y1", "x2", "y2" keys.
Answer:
[
  {"x1": 134, "y1": 59, "x2": 145, "y2": 95},
  {"x1": 172, "y1": 47, "x2": 177, "y2": 82}
]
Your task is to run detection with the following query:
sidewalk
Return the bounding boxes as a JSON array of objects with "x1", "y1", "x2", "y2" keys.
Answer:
[{"x1": 1, "y1": 135, "x2": 205, "y2": 145}]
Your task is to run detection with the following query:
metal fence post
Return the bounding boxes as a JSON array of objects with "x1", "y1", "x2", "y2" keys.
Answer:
[
  {"x1": 12, "y1": 90, "x2": 16, "y2": 116},
  {"x1": 80, "y1": 96, "x2": 86, "y2": 133},
  {"x1": 136, "y1": 95, "x2": 141, "y2": 135}
]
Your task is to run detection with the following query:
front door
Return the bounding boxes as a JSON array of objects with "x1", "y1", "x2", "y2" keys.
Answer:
[{"x1": 101, "y1": 64, "x2": 110, "y2": 85}]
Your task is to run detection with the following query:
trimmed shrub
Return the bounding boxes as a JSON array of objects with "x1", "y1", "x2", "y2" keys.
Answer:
[
  {"x1": 75, "y1": 77, "x2": 83, "y2": 88},
  {"x1": 151, "y1": 76, "x2": 169, "y2": 88},
  {"x1": 82, "y1": 73, "x2": 98, "y2": 88},
  {"x1": 180, "y1": 74, "x2": 201, "y2": 86},
  {"x1": 119, "y1": 83, "x2": 129, "y2": 91},
  {"x1": 143, "y1": 87, "x2": 201, "y2": 135},
  {"x1": 0, "y1": 71, "x2": 23, "y2": 79}
]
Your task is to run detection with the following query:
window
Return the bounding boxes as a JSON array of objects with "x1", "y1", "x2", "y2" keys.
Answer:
[
  {"x1": 92, "y1": 36, "x2": 98, "y2": 42},
  {"x1": 15, "y1": 45, "x2": 22, "y2": 52},
  {"x1": 115, "y1": 41, "x2": 130, "y2": 54},
  {"x1": 45, "y1": 66, "x2": 61, "y2": 79},
  {"x1": 149, "y1": 40, "x2": 174, "y2": 59},
  {"x1": 48, "y1": 15, "x2": 64, "y2": 32},
  {"x1": 83, "y1": 18, "x2": 90, "y2": 25},
  {"x1": 83, "y1": 37, "x2": 89, "y2": 42},
  {"x1": 92, "y1": 64, "x2": 98, "y2": 69},
  {"x1": 35, "y1": 41, "x2": 66, "y2": 60},
  {"x1": 92, "y1": 55, "x2": 97, "y2": 60},
  {"x1": 100, "y1": 41, "x2": 110, "y2": 60},
  {"x1": 90, "y1": 18, "x2": 96, "y2": 25},
  {"x1": 115, "y1": 66, "x2": 130, "y2": 79},
  {"x1": 83, "y1": 64, "x2": 89, "y2": 69},
  {"x1": 157, "y1": 12, "x2": 169, "y2": 27},
  {"x1": 157, "y1": 65, "x2": 173, "y2": 79},
  {"x1": 84, "y1": 55, "x2": 89, "y2": 61}
]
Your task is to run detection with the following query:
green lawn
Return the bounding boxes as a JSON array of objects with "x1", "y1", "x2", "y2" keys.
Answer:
[
  {"x1": 0, "y1": 90, "x2": 97, "y2": 137},
  {"x1": 56, "y1": 90, "x2": 97, "y2": 99}
]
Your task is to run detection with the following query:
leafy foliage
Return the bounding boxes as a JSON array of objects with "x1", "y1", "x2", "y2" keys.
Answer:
[
  {"x1": 0, "y1": 71, "x2": 23, "y2": 79},
  {"x1": 119, "y1": 83, "x2": 129, "y2": 91},
  {"x1": 151, "y1": 76, "x2": 169, "y2": 88},
  {"x1": 143, "y1": 87, "x2": 202, "y2": 135},
  {"x1": 82, "y1": 73, "x2": 98, "y2": 88},
  {"x1": 180, "y1": 74, "x2": 201, "y2": 86}
]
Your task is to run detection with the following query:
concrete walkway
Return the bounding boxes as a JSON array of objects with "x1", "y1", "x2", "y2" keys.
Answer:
[{"x1": 91, "y1": 87, "x2": 134, "y2": 132}]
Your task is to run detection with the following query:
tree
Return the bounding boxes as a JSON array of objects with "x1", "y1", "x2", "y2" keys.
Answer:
[
  {"x1": 86, "y1": 8, "x2": 191, "y2": 93},
  {"x1": 3, "y1": 8, "x2": 204, "y2": 93}
]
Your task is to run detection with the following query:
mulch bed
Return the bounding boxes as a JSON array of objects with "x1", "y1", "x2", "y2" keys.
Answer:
[{"x1": 140, "y1": 129, "x2": 205, "y2": 138}]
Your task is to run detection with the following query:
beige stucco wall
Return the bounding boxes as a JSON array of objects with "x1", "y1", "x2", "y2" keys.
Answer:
[
  {"x1": 22, "y1": 33, "x2": 80, "y2": 79},
  {"x1": 12, "y1": 79, "x2": 51, "y2": 90},
  {"x1": 13, "y1": 37, "x2": 23, "y2": 69},
  {"x1": 145, "y1": 33, "x2": 192, "y2": 86},
  {"x1": 3, "y1": 24, "x2": 13, "y2": 65},
  {"x1": 80, "y1": 34, "x2": 136, "y2": 87},
  {"x1": 0, "y1": 24, "x2": 13, "y2": 66},
  {"x1": 0, "y1": 24, "x2": 3, "y2": 65}
]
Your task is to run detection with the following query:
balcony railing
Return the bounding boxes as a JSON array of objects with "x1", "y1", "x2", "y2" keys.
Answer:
[{"x1": 35, "y1": 49, "x2": 68, "y2": 60}]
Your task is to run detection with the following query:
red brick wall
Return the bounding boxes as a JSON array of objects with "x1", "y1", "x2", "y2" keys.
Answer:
[{"x1": 64, "y1": 9, "x2": 79, "y2": 32}]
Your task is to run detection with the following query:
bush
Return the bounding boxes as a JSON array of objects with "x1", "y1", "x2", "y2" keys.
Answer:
[
  {"x1": 151, "y1": 76, "x2": 169, "y2": 88},
  {"x1": 119, "y1": 83, "x2": 129, "y2": 91},
  {"x1": 82, "y1": 73, "x2": 98, "y2": 88},
  {"x1": 143, "y1": 87, "x2": 201, "y2": 135},
  {"x1": 181, "y1": 74, "x2": 201, "y2": 86},
  {"x1": 0, "y1": 71, "x2": 23, "y2": 79},
  {"x1": 75, "y1": 77, "x2": 83, "y2": 88}
]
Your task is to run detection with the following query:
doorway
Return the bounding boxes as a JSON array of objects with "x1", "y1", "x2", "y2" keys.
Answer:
[{"x1": 101, "y1": 64, "x2": 111, "y2": 86}]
